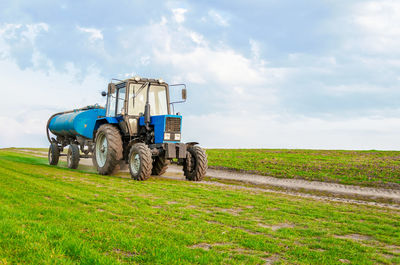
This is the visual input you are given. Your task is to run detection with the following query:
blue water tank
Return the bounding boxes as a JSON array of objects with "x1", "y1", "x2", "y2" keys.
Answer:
[{"x1": 49, "y1": 107, "x2": 106, "y2": 139}]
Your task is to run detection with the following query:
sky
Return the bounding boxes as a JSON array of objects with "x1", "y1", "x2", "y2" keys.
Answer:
[{"x1": 1, "y1": 0, "x2": 400, "y2": 150}]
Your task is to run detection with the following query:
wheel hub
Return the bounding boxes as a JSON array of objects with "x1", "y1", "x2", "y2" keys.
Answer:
[
  {"x1": 95, "y1": 133, "x2": 108, "y2": 167},
  {"x1": 130, "y1": 153, "x2": 141, "y2": 175}
]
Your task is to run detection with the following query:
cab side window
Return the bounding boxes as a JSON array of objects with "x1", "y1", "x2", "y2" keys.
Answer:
[
  {"x1": 106, "y1": 90, "x2": 116, "y2": 117},
  {"x1": 116, "y1": 87, "x2": 126, "y2": 115}
]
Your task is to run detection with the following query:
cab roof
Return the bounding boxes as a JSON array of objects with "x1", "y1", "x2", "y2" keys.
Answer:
[{"x1": 113, "y1": 77, "x2": 166, "y2": 85}]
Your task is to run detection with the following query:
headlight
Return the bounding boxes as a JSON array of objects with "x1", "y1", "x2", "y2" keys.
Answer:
[
  {"x1": 164, "y1": 133, "x2": 170, "y2": 140},
  {"x1": 158, "y1": 78, "x2": 164, "y2": 84},
  {"x1": 174, "y1": 134, "x2": 181, "y2": 141},
  {"x1": 134, "y1": 76, "x2": 141, "y2": 81}
]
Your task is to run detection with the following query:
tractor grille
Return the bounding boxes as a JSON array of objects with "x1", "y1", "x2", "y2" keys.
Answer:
[{"x1": 165, "y1": 117, "x2": 181, "y2": 132}]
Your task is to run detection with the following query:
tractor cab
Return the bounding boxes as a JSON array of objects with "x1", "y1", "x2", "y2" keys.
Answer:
[
  {"x1": 102, "y1": 77, "x2": 186, "y2": 144},
  {"x1": 106, "y1": 79, "x2": 169, "y2": 117}
]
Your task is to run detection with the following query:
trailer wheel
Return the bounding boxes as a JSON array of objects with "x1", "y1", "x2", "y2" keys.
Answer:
[
  {"x1": 151, "y1": 156, "x2": 169, "y2": 176},
  {"x1": 128, "y1": 143, "x2": 152, "y2": 180},
  {"x1": 93, "y1": 124, "x2": 123, "y2": 175},
  {"x1": 48, "y1": 143, "x2": 60, "y2": 166},
  {"x1": 67, "y1": 144, "x2": 80, "y2": 169},
  {"x1": 183, "y1": 146, "x2": 207, "y2": 181}
]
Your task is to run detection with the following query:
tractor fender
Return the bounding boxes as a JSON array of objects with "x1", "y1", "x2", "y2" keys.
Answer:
[
  {"x1": 93, "y1": 117, "x2": 120, "y2": 139},
  {"x1": 185, "y1": 142, "x2": 199, "y2": 147}
]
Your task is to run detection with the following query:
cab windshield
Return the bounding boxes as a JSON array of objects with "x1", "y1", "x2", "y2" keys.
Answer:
[{"x1": 128, "y1": 83, "x2": 168, "y2": 116}]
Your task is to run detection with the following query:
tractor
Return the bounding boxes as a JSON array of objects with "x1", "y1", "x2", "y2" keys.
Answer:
[{"x1": 46, "y1": 77, "x2": 207, "y2": 181}]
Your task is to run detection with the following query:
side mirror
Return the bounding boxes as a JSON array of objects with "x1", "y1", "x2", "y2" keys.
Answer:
[
  {"x1": 182, "y1": 88, "x2": 187, "y2": 100},
  {"x1": 101, "y1": 91, "x2": 107, "y2": 97}
]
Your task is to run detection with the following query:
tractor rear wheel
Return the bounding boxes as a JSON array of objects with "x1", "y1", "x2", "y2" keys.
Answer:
[
  {"x1": 48, "y1": 143, "x2": 60, "y2": 166},
  {"x1": 151, "y1": 156, "x2": 169, "y2": 176},
  {"x1": 183, "y1": 146, "x2": 207, "y2": 181},
  {"x1": 67, "y1": 144, "x2": 80, "y2": 169},
  {"x1": 93, "y1": 124, "x2": 123, "y2": 175},
  {"x1": 128, "y1": 143, "x2": 152, "y2": 180}
]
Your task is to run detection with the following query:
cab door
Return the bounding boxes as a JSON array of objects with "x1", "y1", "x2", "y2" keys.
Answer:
[
  {"x1": 115, "y1": 84, "x2": 131, "y2": 135},
  {"x1": 124, "y1": 82, "x2": 146, "y2": 135},
  {"x1": 106, "y1": 84, "x2": 117, "y2": 117}
]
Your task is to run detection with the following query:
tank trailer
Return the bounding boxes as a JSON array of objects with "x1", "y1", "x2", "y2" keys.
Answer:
[{"x1": 46, "y1": 77, "x2": 207, "y2": 181}]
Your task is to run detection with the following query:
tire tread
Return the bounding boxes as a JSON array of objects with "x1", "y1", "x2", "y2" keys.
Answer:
[
  {"x1": 67, "y1": 144, "x2": 80, "y2": 169},
  {"x1": 93, "y1": 124, "x2": 123, "y2": 175},
  {"x1": 183, "y1": 146, "x2": 207, "y2": 181},
  {"x1": 152, "y1": 156, "x2": 169, "y2": 176},
  {"x1": 129, "y1": 143, "x2": 152, "y2": 180},
  {"x1": 48, "y1": 143, "x2": 60, "y2": 166}
]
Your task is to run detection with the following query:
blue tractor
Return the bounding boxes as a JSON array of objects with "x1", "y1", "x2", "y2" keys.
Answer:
[{"x1": 46, "y1": 77, "x2": 207, "y2": 181}]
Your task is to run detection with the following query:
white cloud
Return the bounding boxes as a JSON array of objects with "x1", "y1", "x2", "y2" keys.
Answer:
[
  {"x1": 139, "y1": 17, "x2": 284, "y2": 88},
  {"x1": 0, "y1": 16, "x2": 122, "y2": 147},
  {"x1": 0, "y1": 23, "x2": 22, "y2": 36},
  {"x1": 117, "y1": 15, "x2": 285, "y2": 104},
  {"x1": 156, "y1": 47, "x2": 267, "y2": 85},
  {"x1": 172, "y1": 8, "x2": 187, "y2": 24},
  {"x1": 189, "y1": 31, "x2": 206, "y2": 45},
  {"x1": 77, "y1": 26, "x2": 103, "y2": 42},
  {"x1": 183, "y1": 112, "x2": 400, "y2": 150},
  {"x1": 350, "y1": 1, "x2": 400, "y2": 53},
  {"x1": 0, "y1": 23, "x2": 106, "y2": 147},
  {"x1": 0, "y1": 57, "x2": 107, "y2": 148},
  {"x1": 153, "y1": 44, "x2": 288, "y2": 111},
  {"x1": 160, "y1": 16, "x2": 168, "y2": 26},
  {"x1": 249, "y1": 39, "x2": 261, "y2": 60},
  {"x1": 323, "y1": 84, "x2": 393, "y2": 95},
  {"x1": 208, "y1": 9, "x2": 229, "y2": 27},
  {"x1": 355, "y1": 1, "x2": 400, "y2": 35},
  {"x1": 21, "y1": 23, "x2": 49, "y2": 43},
  {"x1": 0, "y1": 23, "x2": 49, "y2": 58}
]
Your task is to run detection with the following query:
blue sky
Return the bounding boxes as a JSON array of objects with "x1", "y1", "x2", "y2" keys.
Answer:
[{"x1": 1, "y1": 0, "x2": 400, "y2": 149}]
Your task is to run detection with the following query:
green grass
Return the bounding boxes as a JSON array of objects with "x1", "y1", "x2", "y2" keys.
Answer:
[
  {"x1": 206, "y1": 149, "x2": 400, "y2": 188},
  {"x1": 0, "y1": 149, "x2": 399, "y2": 264}
]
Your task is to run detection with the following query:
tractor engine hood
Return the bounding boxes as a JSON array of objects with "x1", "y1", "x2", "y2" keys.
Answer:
[{"x1": 139, "y1": 115, "x2": 182, "y2": 144}]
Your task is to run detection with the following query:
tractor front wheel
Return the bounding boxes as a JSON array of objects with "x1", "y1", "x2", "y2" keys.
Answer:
[
  {"x1": 151, "y1": 156, "x2": 169, "y2": 176},
  {"x1": 93, "y1": 124, "x2": 123, "y2": 175},
  {"x1": 128, "y1": 143, "x2": 153, "y2": 180},
  {"x1": 48, "y1": 143, "x2": 60, "y2": 166},
  {"x1": 183, "y1": 146, "x2": 207, "y2": 181},
  {"x1": 67, "y1": 144, "x2": 80, "y2": 169}
]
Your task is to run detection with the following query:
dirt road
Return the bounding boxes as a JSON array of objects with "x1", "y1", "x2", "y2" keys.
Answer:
[
  {"x1": 167, "y1": 165, "x2": 400, "y2": 202},
  {"x1": 16, "y1": 149, "x2": 400, "y2": 208}
]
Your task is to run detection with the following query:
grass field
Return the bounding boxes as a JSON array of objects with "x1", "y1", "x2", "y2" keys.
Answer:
[
  {"x1": 0, "y1": 149, "x2": 399, "y2": 264},
  {"x1": 206, "y1": 149, "x2": 400, "y2": 188}
]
